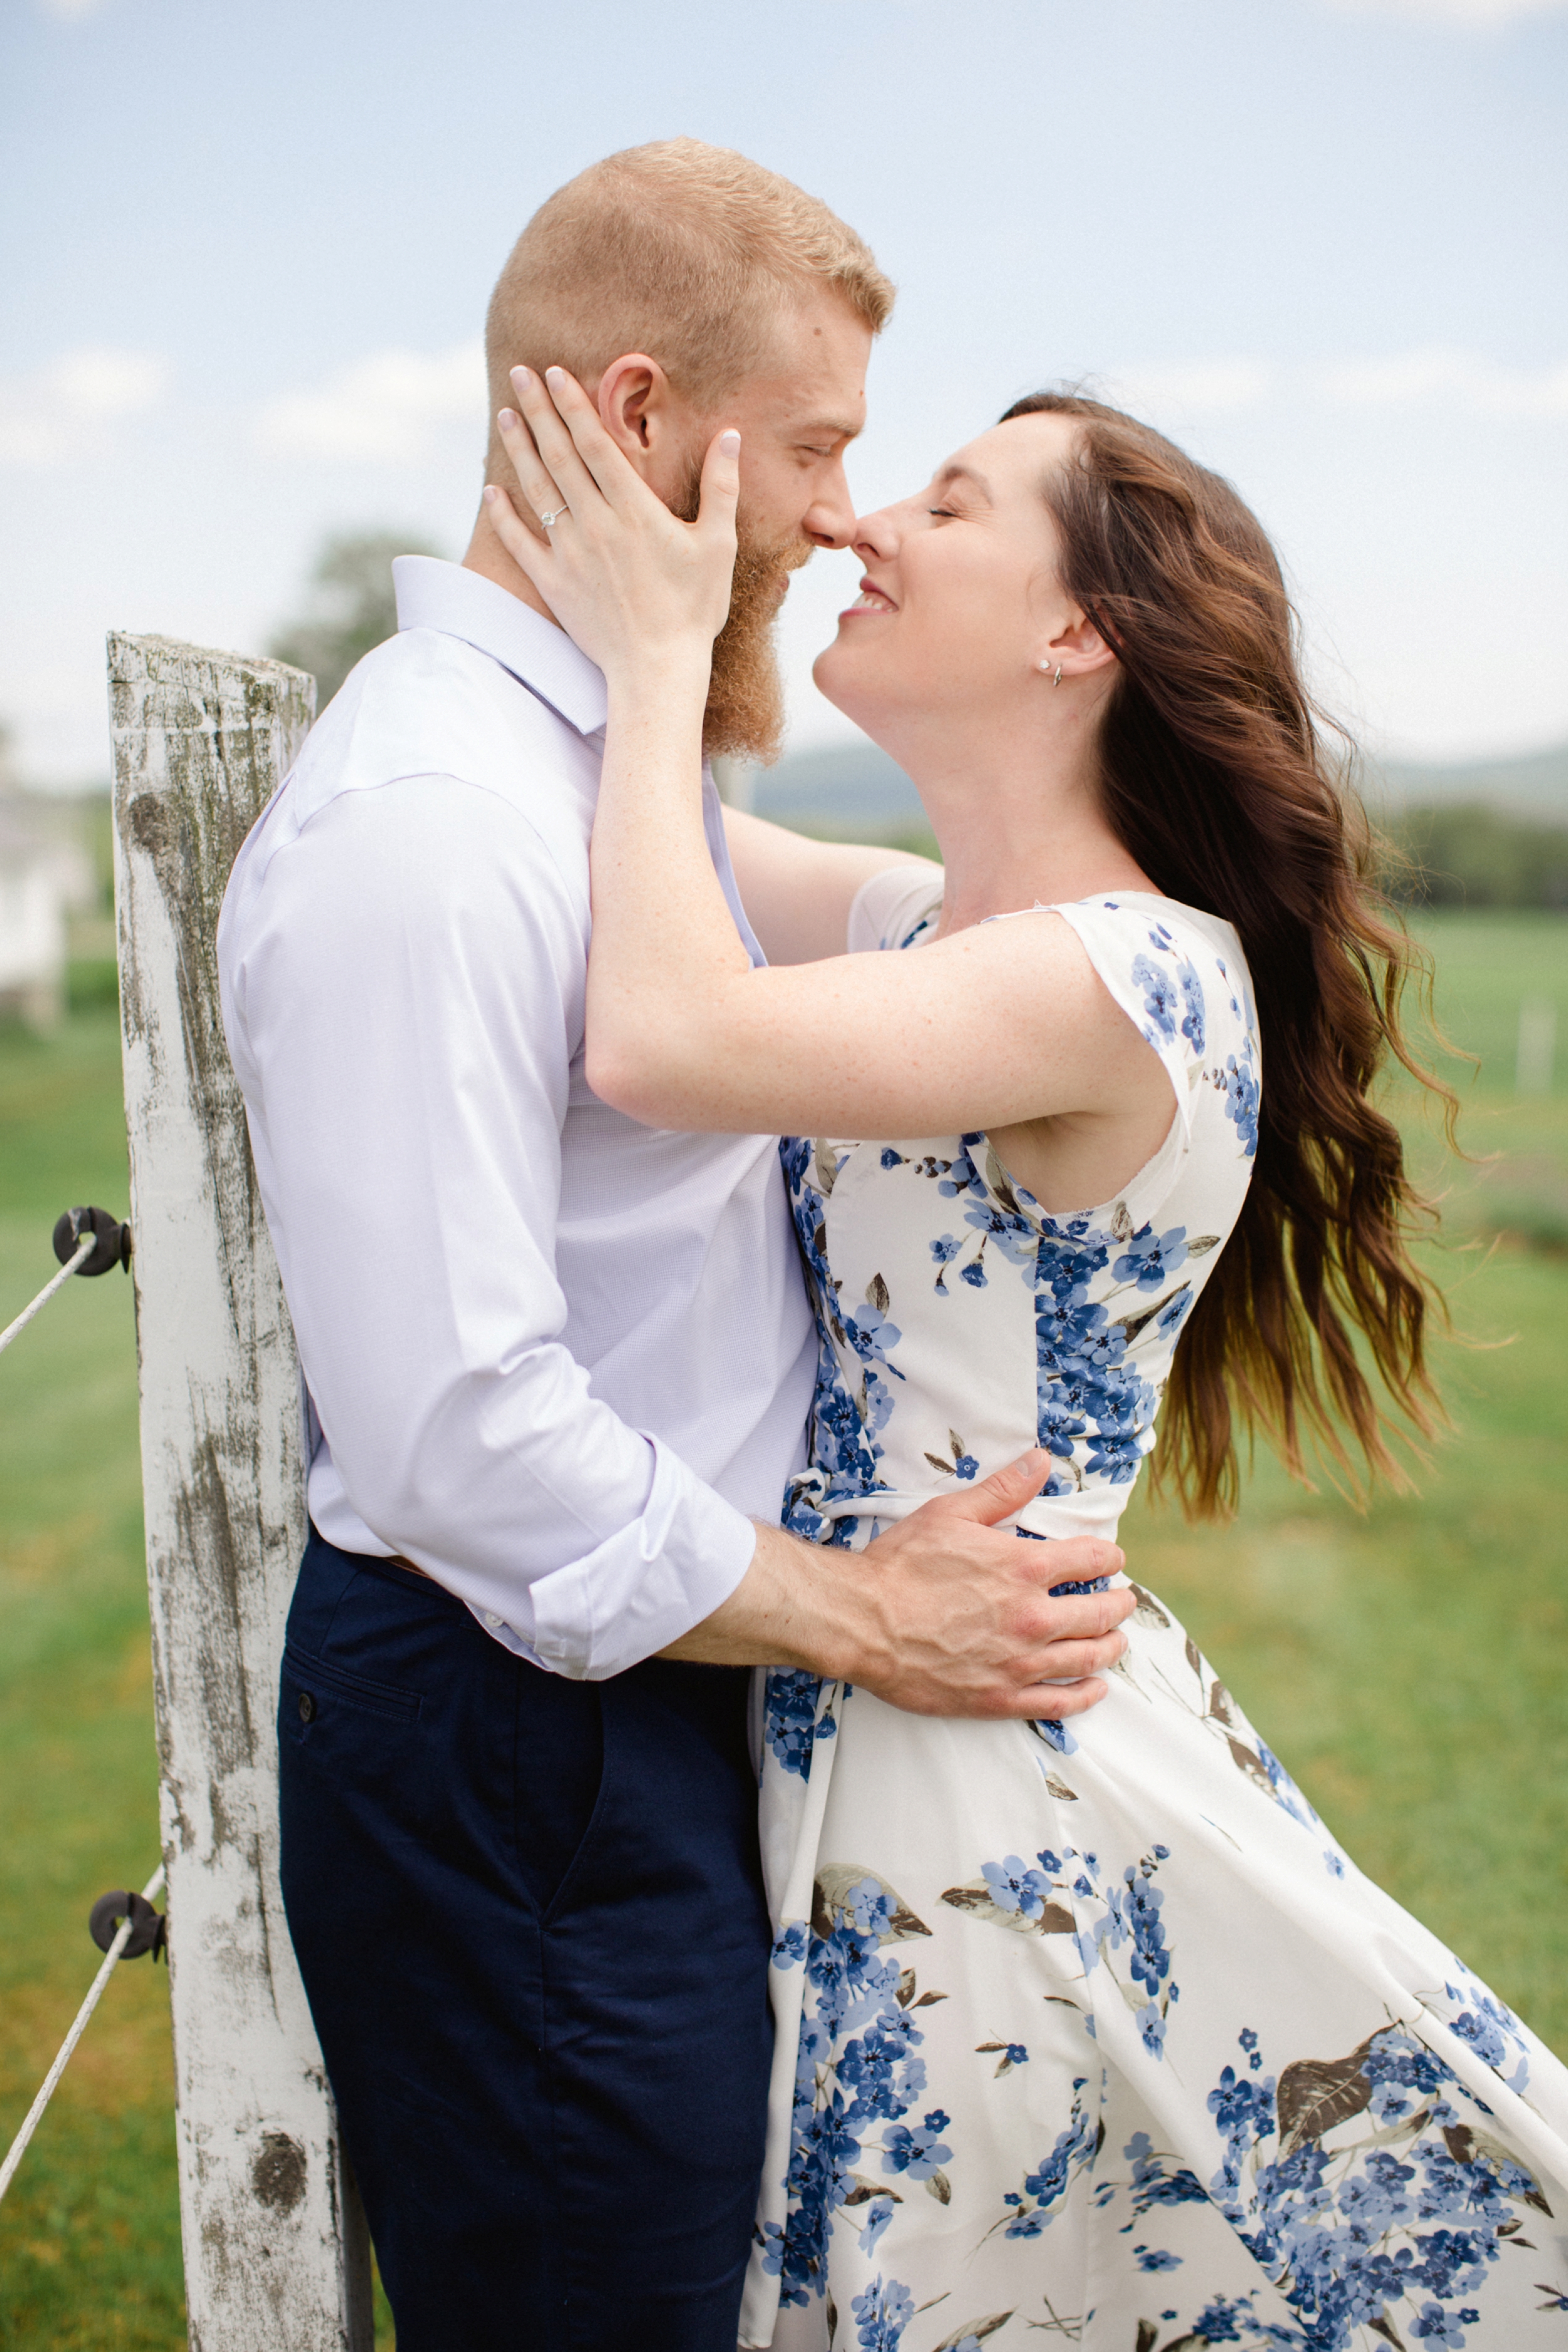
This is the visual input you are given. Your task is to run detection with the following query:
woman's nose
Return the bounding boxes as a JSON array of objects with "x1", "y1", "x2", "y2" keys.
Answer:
[{"x1": 850, "y1": 507, "x2": 898, "y2": 563}]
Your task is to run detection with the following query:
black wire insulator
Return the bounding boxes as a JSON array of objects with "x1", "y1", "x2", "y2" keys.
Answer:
[
  {"x1": 52, "y1": 1207, "x2": 132, "y2": 1279},
  {"x1": 88, "y1": 1890, "x2": 166, "y2": 1963}
]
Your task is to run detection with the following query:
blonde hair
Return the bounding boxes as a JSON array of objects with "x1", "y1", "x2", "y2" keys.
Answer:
[{"x1": 483, "y1": 138, "x2": 893, "y2": 484}]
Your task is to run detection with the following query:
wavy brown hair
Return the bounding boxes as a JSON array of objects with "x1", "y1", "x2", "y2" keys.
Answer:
[{"x1": 1000, "y1": 389, "x2": 1453, "y2": 1516}]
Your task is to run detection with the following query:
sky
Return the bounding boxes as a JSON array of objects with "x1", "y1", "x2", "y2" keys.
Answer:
[{"x1": 2, "y1": 0, "x2": 1565, "y2": 786}]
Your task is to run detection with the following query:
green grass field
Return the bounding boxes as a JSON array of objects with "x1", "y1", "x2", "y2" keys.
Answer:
[{"x1": 0, "y1": 914, "x2": 1564, "y2": 2348}]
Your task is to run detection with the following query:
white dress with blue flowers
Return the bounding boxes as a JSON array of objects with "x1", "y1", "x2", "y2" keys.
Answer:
[{"x1": 741, "y1": 876, "x2": 1568, "y2": 2352}]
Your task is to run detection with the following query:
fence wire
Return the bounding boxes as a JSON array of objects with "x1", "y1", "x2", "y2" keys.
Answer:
[
  {"x1": 0, "y1": 1229, "x2": 94, "y2": 1357},
  {"x1": 0, "y1": 1865, "x2": 167, "y2": 2205}
]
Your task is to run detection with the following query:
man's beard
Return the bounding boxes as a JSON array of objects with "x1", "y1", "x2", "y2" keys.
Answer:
[{"x1": 675, "y1": 465, "x2": 812, "y2": 765}]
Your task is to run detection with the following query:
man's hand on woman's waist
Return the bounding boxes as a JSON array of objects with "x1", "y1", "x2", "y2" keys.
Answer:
[{"x1": 660, "y1": 1447, "x2": 1132, "y2": 1719}]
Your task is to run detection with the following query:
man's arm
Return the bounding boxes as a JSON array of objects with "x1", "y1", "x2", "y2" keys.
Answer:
[
  {"x1": 223, "y1": 772, "x2": 761, "y2": 1682},
  {"x1": 665, "y1": 1453, "x2": 1132, "y2": 1720},
  {"x1": 721, "y1": 805, "x2": 937, "y2": 966}
]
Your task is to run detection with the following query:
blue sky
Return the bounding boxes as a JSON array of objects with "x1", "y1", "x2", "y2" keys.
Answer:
[{"x1": 3, "y1": 0, "x2": 1564, "y2": 782}]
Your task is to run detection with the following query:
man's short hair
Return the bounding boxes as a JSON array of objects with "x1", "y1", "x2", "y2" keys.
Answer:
[{"x1": 484, "y1": 138, "x2": 893, "y2": 484}]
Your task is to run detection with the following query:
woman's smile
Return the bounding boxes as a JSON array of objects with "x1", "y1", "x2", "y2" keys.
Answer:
[{"x1": 842, "y1": 576, "x2": 898, "y2": 615}]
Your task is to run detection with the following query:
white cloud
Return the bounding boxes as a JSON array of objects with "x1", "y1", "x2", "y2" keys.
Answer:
[
  {"x1": 257, "y1": 339, "x2": 486, "y2": 464},
  {"x1": 1098, "y1": 349, "x2": 1567, "y2": 423},
  {"x1": 1323, "y1": 0, "x2": 1567, "y2": 25},
  {"x1": 0, "y1": 347, "x2": 168, "y2": 466},
  {"x1": 1103, "y1": 359, "x2": 1278, "y2": 418},
  {"x1": 1317, "y1": 347, "x2": 1568, "y2": 416}
]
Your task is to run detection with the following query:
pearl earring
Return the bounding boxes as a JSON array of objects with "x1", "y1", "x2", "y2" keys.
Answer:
[{"x1": 1039, "y1": 660, "x2": 1063, "y2": 687}]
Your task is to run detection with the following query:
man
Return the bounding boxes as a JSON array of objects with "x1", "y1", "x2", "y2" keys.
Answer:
[{"x1": 218, "y1": 139, "x2": 1131, "y2": 2351}]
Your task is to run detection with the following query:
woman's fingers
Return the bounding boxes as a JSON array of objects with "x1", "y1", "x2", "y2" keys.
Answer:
[
  {"x1": 494, "y1": 406, "x2": 569, "y2": 534},
  {"x1": 482, "y1": 481, "x2": 550, "y2": 587},
  {"x1": 509, "y1": 366, "x2": 606, "y2": 519},
  {"x1": 537, "y1": 366, "x2": 649, "y2": 509},
  {"x1": 697, "y1": 426, "x2": 742, "y2": 556}
]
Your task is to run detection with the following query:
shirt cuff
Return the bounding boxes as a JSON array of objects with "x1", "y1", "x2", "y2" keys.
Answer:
[{"x1": 526, "y1": 1435, "x2": 760, "y2": 1679}]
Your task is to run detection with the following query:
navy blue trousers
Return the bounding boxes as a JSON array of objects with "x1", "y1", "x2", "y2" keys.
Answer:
[{"x1": 278, "y1": 1528, "x2": 773, "y2": 2349}]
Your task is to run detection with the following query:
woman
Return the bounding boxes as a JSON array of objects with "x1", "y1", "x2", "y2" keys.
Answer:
[{"x1": 484, "y1": 376, "x2": 1568, "y2": 2351}]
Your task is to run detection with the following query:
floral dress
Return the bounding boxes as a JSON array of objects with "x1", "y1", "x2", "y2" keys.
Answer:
[{"x1": 741, "y1": 875, "x2": 1568, "y2": 2352}]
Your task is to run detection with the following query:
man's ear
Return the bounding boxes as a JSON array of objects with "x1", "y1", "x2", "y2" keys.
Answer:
[{"x1": 596, "y1": 352, "x2": 675, "y2": 476}]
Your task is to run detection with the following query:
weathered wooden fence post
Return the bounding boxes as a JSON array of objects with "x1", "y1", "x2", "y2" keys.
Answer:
[{"x1": 109, "y1": 633, "x2": 373, "y2": 2349}]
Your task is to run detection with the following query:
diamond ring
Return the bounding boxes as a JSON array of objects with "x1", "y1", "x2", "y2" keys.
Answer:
[{"x1": 539, "y1": 506, "x2": 566, "y2": 529}]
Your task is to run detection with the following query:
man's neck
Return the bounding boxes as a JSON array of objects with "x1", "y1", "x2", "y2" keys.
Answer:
[{"x1": 460, "y1": 505, "x2": 563, "y2": 628}]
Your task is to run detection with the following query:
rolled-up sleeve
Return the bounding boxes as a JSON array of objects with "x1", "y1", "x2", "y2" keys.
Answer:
[{"x1": 220, "y1": 771, "x2": 758, "y2": 1678}]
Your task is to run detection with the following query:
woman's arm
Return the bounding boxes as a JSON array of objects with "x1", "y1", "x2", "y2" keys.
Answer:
[
  {"x1": 721, "y1": 808, "x2": 938, "y2": 967},
  {"x1": 488, "y1": 371, "x2": 1167, "y2": 1144}
]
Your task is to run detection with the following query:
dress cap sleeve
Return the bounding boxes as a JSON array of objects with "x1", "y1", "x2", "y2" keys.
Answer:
[
  {"x1": 847, "y1": 864, "x2": 944, "y2": 955},
  {"x1": 1050, "y1": 896, "x2": 1222, "y2": 1147}
]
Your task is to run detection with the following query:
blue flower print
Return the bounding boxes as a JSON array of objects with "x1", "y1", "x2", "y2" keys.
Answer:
[
  {"x1": 857, "y1": 2195, "x2": 895, "y2": 2256},
  {"x1": 1124, "y1": 2132, "x2": 1210, "y2": 2215},
  {"x1": 1113, "y1": 1224, "x2": 1190, "y2": 1293},
  {"x1": 1190, "y1": 2298, "x2": 1251, "y2": 2344},
  {"x1": 930, "y1": 1234, "x2": 960, "y2": 1294},
  {"x1": 764, "y1": 1669, "x2": 828, "y2": 1778},
  {"x1": 772, "y1": 1921, "x2": 810, "y2": 1969},
  {"x1": 1133, "y1": 952, "x2": 1179, "y2": 1040},
  {"x1": 980, "y1": 1855, "x2": 1053, "y2": 1919},
  {"x1": 1002, "y1": 2088, "x2": 1098, "y2": 2237},
  {"x1": 1187, "y1": 2020, "x2": 1556, "y2": 2349},
  {"x1": 879, "y1": 1147, "x2": 904, "y2": 1170},
  {"x1": 958, "y1": 1256, "x2": 988, "y2": 1290},
  {"x1": 1177, "y1": 957, "x2": 1206, "y2": 1052},
  {"x1": 1120, "y1": 1865, "x2": 1171, "y2": 1995},
  {"x1": 1411, "y1": 2303, "x2": 1471, "y2": 2348},
  {"x1": 1155, "y1": 1286, "x2": 1194, "y2": 1339},
  {"x1": 1221, "y1": 1049, "x2": 1260, "y2": 1156},
  {"x1": 1029, "y1": 1714, "x2": 1079, "y2": 1756},
  {"x1": 1442, "y1": 1978, "x2": 1532, "y2": 2094},
  {"x1": 842, "y1": 1297, "x2": 904, "y2": 1376},
  {"x1": 936, "y1": 1147, "x2": 978, "y2": 1199},
  {"x1": 882, "y1": 2110, "x2": 952, "y2": 2180},
  {"x1": 1134, "y1": 2245, "x2": 1182, "y2": 2272},
  {"x1": 963, "y1": 1198, "x2": 1037, "y2": 1268},
  {"x1": 852, "y1": 2276, "x2": 914, "y2": 2351}
]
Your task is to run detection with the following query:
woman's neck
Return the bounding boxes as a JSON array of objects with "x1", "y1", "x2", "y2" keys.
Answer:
[{"x1": 882, "y1": 707, "x2": 1153, "y2": 937}]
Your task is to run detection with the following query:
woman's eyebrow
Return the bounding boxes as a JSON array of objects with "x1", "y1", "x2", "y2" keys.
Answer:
[{"x1": 935, "y1": 462, "x2": 993, "y2": 501}]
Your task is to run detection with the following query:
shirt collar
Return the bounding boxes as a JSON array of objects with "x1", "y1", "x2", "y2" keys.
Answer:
[{"x1": 393, "y1": 554, "x2": 609, "y2": 738}]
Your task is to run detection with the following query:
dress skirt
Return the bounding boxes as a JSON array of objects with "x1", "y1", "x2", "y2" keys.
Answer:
[{"x1": 741, "y1": 1582, "x2": 1568, "y2": 2351}]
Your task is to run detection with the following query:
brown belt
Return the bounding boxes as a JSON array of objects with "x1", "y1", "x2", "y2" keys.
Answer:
[{"x1": 388, "y1": 1553, "x2": 435, "y2": 1581}]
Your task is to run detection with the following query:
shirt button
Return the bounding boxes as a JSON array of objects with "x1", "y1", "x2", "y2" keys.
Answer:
[
  {"x1": 297, "y1": 1691, "x2": 317, "y2": 1723},
  {"x1": 484, "y1": 1613, "x2": 503, "y2": 1629}
]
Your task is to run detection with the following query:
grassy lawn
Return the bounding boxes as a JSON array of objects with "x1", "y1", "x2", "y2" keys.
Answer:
[{"x1": 0, "y1": 914, "x2": 1564, "y2": 2346}]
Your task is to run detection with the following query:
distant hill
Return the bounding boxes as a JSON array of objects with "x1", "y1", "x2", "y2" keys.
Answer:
[
  {"x1": 750, "y1": 736, "x2": 1568, "y2": 838},
  {"x1": 750, "y1": 741, "x2": 923, "y2": 835},
  {"x1": 1373, "y1": 741, "x2": 1568, "y2": 821}
]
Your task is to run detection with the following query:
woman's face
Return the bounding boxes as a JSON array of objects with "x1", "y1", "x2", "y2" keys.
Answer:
[{"x1": 813, "y1": 411, "x2": 1081, "y2": 732}]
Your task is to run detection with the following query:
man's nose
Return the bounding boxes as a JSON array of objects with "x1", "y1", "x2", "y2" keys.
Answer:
[{"x1": 803, "y1": 461, "x2": 859, "y2": 550}]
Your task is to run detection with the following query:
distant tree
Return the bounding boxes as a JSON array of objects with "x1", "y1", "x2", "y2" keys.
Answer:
[
  {"x1": 1384, "y1": 802, "x2": 1568, "y2": 911},
  {"x1": 270, "y1": 529, "x2": 443, "y2": 711}
]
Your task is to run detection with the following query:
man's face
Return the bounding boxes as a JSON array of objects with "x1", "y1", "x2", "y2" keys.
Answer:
[
  {"x1": 666, "y1": 294, "x2": 871, "y2": 760},
  {"x1": 710, "y1": 293, "x2": 871, "y2": 571}
]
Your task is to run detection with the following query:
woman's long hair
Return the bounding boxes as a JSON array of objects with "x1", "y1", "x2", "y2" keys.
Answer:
[{"x1": 1000, "y1": 389, "x2": 1453, "y2": 1515}]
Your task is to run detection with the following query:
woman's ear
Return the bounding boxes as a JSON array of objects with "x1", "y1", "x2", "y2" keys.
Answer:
[{"x1": 1043, "y1": 608, "x2": 1119, "y2": 681}]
